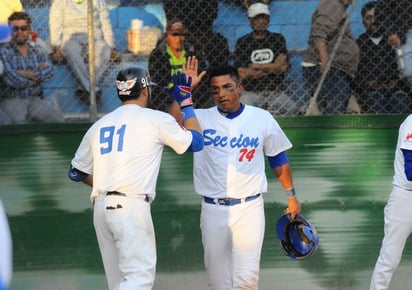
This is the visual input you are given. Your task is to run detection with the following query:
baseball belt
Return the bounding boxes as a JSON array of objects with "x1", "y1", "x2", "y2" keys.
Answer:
[
  {"x1": 107, "y1": 191, "x2": 150, "y2": 202},
  {"x1": 203, "y1": 194, "x2": 261, "y2": 206}
]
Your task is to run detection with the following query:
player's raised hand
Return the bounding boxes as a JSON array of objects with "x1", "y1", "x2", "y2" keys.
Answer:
[
  {"x1": 183, "y1": 56, "x2": 206, "y2": 90},
  {"x1": 285, "y1": 196, "x2": 301, "y2": 220},
  {"x1": 170, "y1": 72, "x2": 193, "y2": 107}
]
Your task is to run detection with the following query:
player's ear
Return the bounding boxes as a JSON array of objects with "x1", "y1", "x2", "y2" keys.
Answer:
[
  {"x1": 141, "y1": 87, "x2": 150, "y2": 103},
  {"x1": 237, "y1": 82, "x2": 243, "y2": 93}
]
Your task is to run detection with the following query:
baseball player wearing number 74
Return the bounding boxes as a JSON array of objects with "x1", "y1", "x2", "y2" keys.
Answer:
[
  {"x1": 170, "y1": 61, "x2": 302, "y2": 289},
  {"x1": 67, "y1": 66, "x2": 204, "y2": 290}
]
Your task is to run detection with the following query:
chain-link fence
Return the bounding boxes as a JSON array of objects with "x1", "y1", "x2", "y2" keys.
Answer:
[{"x1": 12, "y1": 0, "x2": 412, "y2": 121}]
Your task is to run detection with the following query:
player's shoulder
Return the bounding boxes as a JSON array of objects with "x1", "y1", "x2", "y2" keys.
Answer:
[
  {"x1": 244, "y1": 105, "x2": 281, "y2": 124},
  {"x1": 401, "y1": 114, "x2": 412, "y2": 127},
  {"x1": 195, "y1": 106, "x2": 217, "y2": 116},
  {"x1": 245, "y1": 104, "x2": 273, "y2": 117}
]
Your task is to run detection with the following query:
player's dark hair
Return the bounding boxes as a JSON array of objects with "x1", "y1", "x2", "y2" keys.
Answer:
[
  {"x1": 361, "y1": 1, "x2": 376, "y2": 18},
  {"x1": 208, "y1": 65, "x2": 240, "y2": 84},
  {"x1": 8, "y1": 11, "x2": 32, "y2": 27}
]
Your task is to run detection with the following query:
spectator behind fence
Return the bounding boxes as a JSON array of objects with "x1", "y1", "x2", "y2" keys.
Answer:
[
  {"x1": 374, "y1": 0, "x2": 411, "y2": 48},
  {"x1": 163, "y1": 0, "x2": 229, "y2": 70},
  {"x1": 0, "y1": 12, "x2": 64, "y2": 124},
  {"x1": 234, "y1": 2, "x2": 299, "y2": 115},
  {"x1": 164, "y1": 0, "x2": 230, "y2": 109},
  {"x1": 302, "y1": 0, "x2": 359, "y2": 115},
  {"x1": 0, "y1": 0, "x2": 23, "y2": 124},
  {"x1": 404, "y1": 28, "x2": 412, "y2": 89},
  {"x1": 354, "y1": 1, "x2": 410, "y2": 114},
  {"x1": 375, "y1": 0, "x2": 412, "y2": 91},
  {"x1": 49, "y1": 0, "x2": 118, "y2": 103},
  {"x1": 148, "y1": 19, "x2": 205, "y2": 111}
]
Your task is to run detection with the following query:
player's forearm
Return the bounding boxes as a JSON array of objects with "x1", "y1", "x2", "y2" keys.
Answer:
[
  {"x1": 82, "y1": 175, "x2": 93, "y2": 187},
  {"x1": 273, "y1": 163, "x2": 294, "y2": 190},
  {"x1": 169, "y1": 101, "x2": 183, "y2": 124},
  {"x1": 169, "y1": 100, "x2": 202, "y2": 135},
  {"x1": 184, "y1": 117, "x2": 202, "y2": 134},
  {"x1": 181, "y1": 106, "x2": 202, "y2": 134}
]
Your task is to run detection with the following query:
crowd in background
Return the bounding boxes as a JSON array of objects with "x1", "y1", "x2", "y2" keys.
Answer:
[{"x1": 0, "y1": 0, "x2": 411, "y2": 125}]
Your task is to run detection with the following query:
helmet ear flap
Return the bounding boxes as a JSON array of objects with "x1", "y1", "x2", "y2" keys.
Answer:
[{"x1": 276, "y1": 213, "x2": 319, "y2": 260}]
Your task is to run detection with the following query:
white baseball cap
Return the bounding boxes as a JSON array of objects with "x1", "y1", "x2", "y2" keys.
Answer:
[{"x1": 248, "y1": 3, "x2": 270, "y2": 18}]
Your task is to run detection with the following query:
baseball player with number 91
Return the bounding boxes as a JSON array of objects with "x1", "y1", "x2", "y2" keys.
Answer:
[
  {"x1": 170, "y1": 57, "x2": 302, "y2": 289},
  {"x1": 68, "y1": 66, "x2": 204, "y2": 290}
]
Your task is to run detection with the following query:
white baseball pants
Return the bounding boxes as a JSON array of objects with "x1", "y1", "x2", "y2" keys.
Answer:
[
  {"x1": 370, "y1": 186, "x2": 412, "y2": 290},
  {"x1": 93, "y1": 194, "x2": 156, "y2": 290},
  {"x1": 200, "y1": 195, "x2": 265, "y2": 290}
]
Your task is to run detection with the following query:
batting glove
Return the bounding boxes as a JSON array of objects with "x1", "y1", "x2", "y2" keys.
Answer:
[
  {"x1": 170, "y1": 72, "x2": 193, "y2": 107},
  {"x1": 285, "y1": 196, "x2": 301, "y2": 220}
]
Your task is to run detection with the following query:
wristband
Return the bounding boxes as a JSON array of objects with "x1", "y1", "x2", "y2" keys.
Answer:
[
  {"x1": 285, "y1": 188, "x2": 296, "y2": 197},
  {"x1": 181, "y1": 106, "x2": 195, "y2": 122},
  {"x1": 180, "y1": 97, "x2": 193, "y2": 108}
]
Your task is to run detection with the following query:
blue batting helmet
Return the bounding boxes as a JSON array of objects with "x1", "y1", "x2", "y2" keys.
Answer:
[{"x1": 276, "y1": 213, "x2": 319, "y2": 260}]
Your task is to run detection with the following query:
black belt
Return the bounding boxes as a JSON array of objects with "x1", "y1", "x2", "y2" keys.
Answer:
[
  {"x1": 203, "y1": 194, "x2": 261, "y2": 206},
  {"x1": 107, "y1": 191, "x2": 126, "y2": 196},
  {"x1": 106, "y1": 191, "x2": 150, "y2": 202}
]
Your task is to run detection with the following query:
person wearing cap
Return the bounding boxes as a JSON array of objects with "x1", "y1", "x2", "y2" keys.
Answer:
[
  {"x1": 164, "y1": 0, "x2": 230, "y2": 109},
  {"x1": 148, "y1": 18, "x2": 205, "y2": 111},
  {"x1": 68, "y1": 65, "x2": 203, "y2": 290},
  {"x1": 234, "y1": 2, "x2": 299, "y2": 115}
]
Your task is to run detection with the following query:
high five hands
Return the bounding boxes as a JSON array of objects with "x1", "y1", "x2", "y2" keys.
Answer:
[{"x1": 182, "y1": 56, "x2": 207, "y2": 90}]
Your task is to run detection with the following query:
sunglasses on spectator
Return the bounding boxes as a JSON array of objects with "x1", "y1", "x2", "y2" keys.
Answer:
[
  {"x1": 169, "y1": 32, "x2": 186, "y2": 37},
  {"x1": 12, "y1": 25, "x2": 29, "y2": 32}
]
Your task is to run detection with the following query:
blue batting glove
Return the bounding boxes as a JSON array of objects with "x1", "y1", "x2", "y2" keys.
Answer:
[{"x1": 170, "y1": 72, "x2": 193, "y2": 107}]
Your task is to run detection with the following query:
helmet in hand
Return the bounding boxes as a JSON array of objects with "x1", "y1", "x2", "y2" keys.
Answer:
[
  {"x1": 276, "y1": 213, "x2": 319, "y2": 260},
  {"x1": 116, "y1": 66, "x2": 157, "y2": 101}
]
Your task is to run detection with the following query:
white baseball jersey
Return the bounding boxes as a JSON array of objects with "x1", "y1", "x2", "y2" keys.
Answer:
[
  {"x1": 393, "y1": 114, "x2": 412, "y2": 190},
  {"x1": 193, "y1": 105, "x2": 292, "y2": 198},
  {"x1": 71, "y1": 104, "x2": 193, "y2": 200},
  {"x1": 0, "y1": 199, "x2": 12, "y2": 289}
]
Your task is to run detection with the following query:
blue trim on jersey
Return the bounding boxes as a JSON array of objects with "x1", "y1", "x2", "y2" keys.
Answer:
[
  {"x1": 187, "y1": 130, "x2": 204, "y2": 152},
  {"x1": 268, "y1": 152, "x2": 289, "y2": 169},
  {"x1": 218, "y1": 103, "x2": 245, "y2": 119},
  {"x1": 402, "y1": 149, "x2": 412, "y2": 181},
  {"x1": 68, "y1": 165, "x2": 89, "y2": 182}
]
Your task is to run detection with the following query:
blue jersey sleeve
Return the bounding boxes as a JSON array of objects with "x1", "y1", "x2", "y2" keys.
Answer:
[
  {"x1": 186, "y1": 129, "x2": 204, "y2": 152},
  {"x1": 402, "y1": 149, "x2": 412, "y2": 181},
  {"x1": 68, "y1": 165, "x2": 89, "y2": 182},
  {"x1": 267, "y1": 151, "x2": 289, "y2": 169}
]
